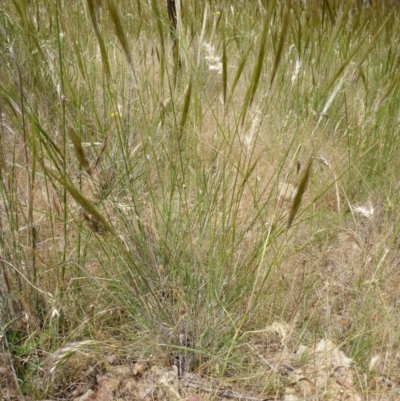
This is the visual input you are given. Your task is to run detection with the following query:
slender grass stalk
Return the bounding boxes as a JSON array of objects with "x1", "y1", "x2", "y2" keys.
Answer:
[
  {"x1": 55, "y1": 0, "x2": 68, "y2": 284},
  {"x1": 222, "y1": 30, "x2": 227, "y2": 105}
]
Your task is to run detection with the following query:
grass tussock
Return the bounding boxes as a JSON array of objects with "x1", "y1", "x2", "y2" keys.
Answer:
[{"x1": 1, "y1": 0, "x2": 400, "y2": 398}]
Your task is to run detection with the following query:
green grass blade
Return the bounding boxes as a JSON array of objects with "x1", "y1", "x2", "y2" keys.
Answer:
[
  {"x1": 86, "y1": 0, "x2": 111, "y2": 78},
  {"x1": 179, "y1": 80, "x2": 192, "y2": 140},
  {"x1": 270, "y1": 5, "x2": 290, "y2": 86},
  {"x1": 41, "y1": 163, "x2": 114, "y2": 235},
  {"x1": 241, "y1": 11, "x2": 270, "y2": 124},
  {"x1": 287, "y1": 157, "x2": 313, "y2": 229},
  {"x1": 228, "y1": 42, "x2": 252, "y2": 103},
  {"x1": 107, "y1": 0, "x2": 133, "y2": 69},
  {"x1": 68, "y1": 128, "x2": 92, "y2": 176}
]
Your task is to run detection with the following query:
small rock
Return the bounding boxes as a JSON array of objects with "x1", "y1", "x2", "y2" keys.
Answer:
[
  {"x1": 106, "y1": 354, "x2": 117, "y2": 365},
  {"x1": 132, "y1": 362, "x2": 148, "y2": 376}
]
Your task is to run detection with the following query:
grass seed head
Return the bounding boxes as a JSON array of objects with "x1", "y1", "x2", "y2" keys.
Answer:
[
  {"x1": 48, "y1": 340, "x2": 98, "y2": 375},
  {"x1": 350, "y1": 203, "x2": 374, "y2": 219},
  {"x1": 203, "y1": 42, "x2": 222, "y2": 74}
]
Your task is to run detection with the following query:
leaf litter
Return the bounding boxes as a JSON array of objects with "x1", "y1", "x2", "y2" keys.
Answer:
[{"x1": 38, "y1": 339, "x2": 369, "y2": 401}]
